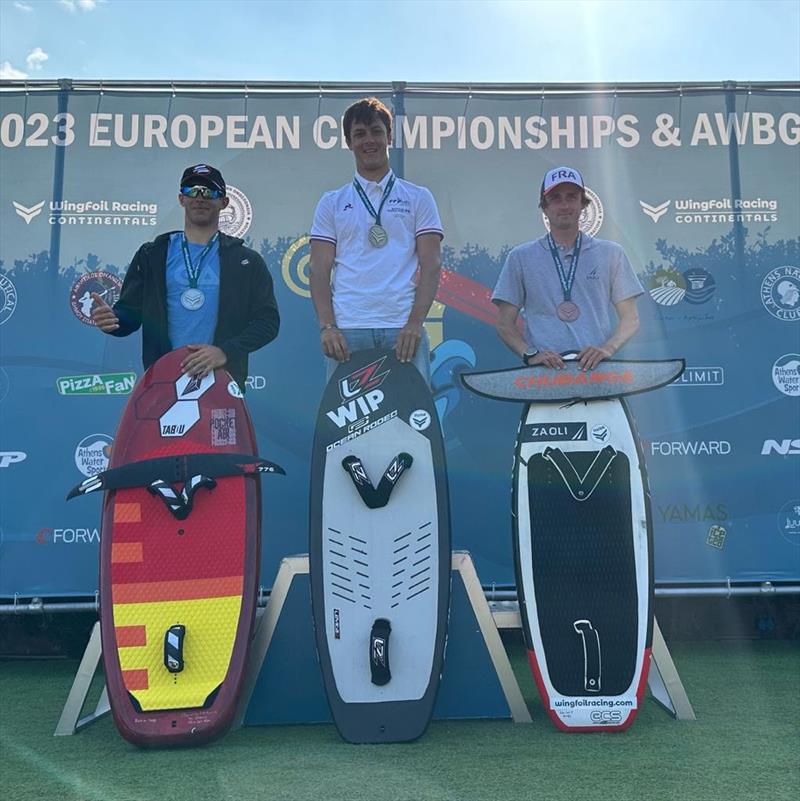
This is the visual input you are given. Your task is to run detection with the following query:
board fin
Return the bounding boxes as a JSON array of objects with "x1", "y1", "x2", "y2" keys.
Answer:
[
  {"x1": 341, "y1": 453, "x2": 413, "y2": 509},
  {"x1": 370, "y1": 618, "x2": 392, "y2": 686},
  {"x1": 66, "y1": 452, "x2": 285, "y2": 500}
]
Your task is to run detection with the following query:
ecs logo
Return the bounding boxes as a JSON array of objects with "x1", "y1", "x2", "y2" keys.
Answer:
[{"x1": 590, "y1": 710, "x2": 623, "y2": 725}]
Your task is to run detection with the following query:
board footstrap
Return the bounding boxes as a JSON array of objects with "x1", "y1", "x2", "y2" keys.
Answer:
[
  {"x1": 543, "y1": 445, "x2": 617, "y2": 502},
  {"x1": 341, "y1": 453, "x2": 413, "y2": 510},
  {"x1": 66, "y1": 452, "x2": 285, "y2": 500},
  {"x1": 370, "y1": 618, "x2": 392, "y2": 686},
  {"x1": 148, "y1": 475, "x2": 217, "y2": 521}
]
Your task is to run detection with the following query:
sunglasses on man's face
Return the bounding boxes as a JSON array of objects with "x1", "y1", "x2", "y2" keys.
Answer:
[{"x1": 181, "y1": 185, "x2": 223, "y2": 200}]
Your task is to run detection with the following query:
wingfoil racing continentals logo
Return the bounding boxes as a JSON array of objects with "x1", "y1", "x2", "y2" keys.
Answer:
[
  {"x1": 218, "y1": 185, "x2": 253, "y2": 239},
  {"x1": 70, "y1": 272, "x2": 123, "y2": 326},
  {"x1": 326, "y1": 357, "x2": 395, "y2": 450},
  {"x1": 639, "y1": 196, "x2": 779, "y2": 225},
  {"x1": 14, "y1": 198, "x2": 158, "y2": 226},
  {"x1": 542, "y1": 185, "x2": 604, "y2": 237}
]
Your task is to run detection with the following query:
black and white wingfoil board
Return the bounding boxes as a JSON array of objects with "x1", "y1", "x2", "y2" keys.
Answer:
[
  {"x1": 310, "y1": 348, "x2": 450, "y2": 743},
  {"x1": 462, "y1": 357, "x2": 683, "y2": 731}
]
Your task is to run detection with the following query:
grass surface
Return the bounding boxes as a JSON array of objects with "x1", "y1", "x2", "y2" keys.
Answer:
[{"x1": 2, "y1": 635, "x2": 798, "y2": 801}]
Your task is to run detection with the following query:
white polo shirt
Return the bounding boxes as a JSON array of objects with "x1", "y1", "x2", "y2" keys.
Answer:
[{"x1": 310, "y1": 170, "x2": 443, "y2": 328}]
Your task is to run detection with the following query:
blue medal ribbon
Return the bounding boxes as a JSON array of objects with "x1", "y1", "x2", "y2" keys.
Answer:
[{"x1": 547, "y1": 232, "x2": 582, "y2": 303}]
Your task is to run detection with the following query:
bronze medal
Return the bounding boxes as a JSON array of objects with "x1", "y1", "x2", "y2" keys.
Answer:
[{"x1": 556, "y1": 301, "x2": 580, "y2": 322}]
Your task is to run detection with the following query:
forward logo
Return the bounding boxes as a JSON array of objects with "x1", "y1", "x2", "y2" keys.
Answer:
[
  {"x1": 12, "y1": 201, "x2": 45, "y2": 224},
  {"x1": 640, "y1": 200, "x2": 671, "y2": 223}
]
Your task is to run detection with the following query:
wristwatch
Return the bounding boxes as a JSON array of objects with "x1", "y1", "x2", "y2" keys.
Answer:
[
  {"x1": 320, "y1": 323, "x2": 338, "y2": 333},
  {"x1": 522, "y1": 347, "x2": 539, "y2": 365}
]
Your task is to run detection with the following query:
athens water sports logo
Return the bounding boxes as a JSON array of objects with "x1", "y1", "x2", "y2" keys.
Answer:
[
  {"x1": 218, "y1": 185, "x2": 253, "y2": 239},
  {"x1": 74, "y1": 433, "x2": 113, "y2": 477},
  {"x1": 542, "y1": 186, "x2": 604, "y2": 237},
  {"x1": 772, "y1": 354, "x2": 800, "y2": 397},
  {"x1": 761, "y1": 266, "x2": 800, "y2": 321},
  {"x1": 70, "y1": 272, "x2": 123, "y2": 326}
]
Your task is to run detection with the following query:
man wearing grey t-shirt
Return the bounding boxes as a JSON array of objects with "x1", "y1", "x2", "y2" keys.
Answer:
[{"x1": 492, "y1": 166, "x2": 643, "y2": 372}]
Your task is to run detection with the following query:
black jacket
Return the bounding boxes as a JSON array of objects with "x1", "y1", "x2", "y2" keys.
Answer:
[{"x1": 111, "y1": 231, "x2": 280, "y2": 389}]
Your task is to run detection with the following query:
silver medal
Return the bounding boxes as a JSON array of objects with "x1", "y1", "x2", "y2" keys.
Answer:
[
  {"x1": 368, "y1": 224, "x2": 389, "y2": 248},
  {"x1": 181, "y1": 287, "x2": 205, "y2": 310}
]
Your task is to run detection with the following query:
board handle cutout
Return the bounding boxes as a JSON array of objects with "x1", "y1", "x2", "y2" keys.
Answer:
[{"x1": 573, "y1": 619, "x2": 602, "y2": 693}]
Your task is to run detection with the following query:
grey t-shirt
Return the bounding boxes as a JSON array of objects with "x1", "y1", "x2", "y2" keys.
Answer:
[{"x1": 491, "y1": 234, "x2": 644, "y2": 352}]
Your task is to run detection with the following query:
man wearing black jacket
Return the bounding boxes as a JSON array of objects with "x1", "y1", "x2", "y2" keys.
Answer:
[{"x1": 91, "y1": 164, "x2": 279, "y2": 390}]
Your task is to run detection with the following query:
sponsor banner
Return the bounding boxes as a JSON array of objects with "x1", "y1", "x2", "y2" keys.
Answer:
[
  {"x1": 56, "y1": 372, "x2": 136, "y2": 396},
  {"x1": 1, "y1": 82, "x2": 799, "y2": 596}
]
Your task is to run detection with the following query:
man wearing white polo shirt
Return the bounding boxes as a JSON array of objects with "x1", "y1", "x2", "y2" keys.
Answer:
[
  {"x1": 309, "y1": 97, "x2": 443, "y2": 380},
  {"x1": 492, "y1": 166, "x2": 642, "y2": 371}
]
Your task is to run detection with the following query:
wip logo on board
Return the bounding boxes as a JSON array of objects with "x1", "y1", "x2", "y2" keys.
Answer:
[
  {"x1": 772, "y1": 354, "x2": 800, "y2": 397},
  {"x1": 543, "y1": 186, "x2": 604, "y2": 237},
  {"x1": 338, "y1": 357, "x2": 390, "y2": 400},
  {"x1": 761, "y1": 267, "x2": 800, "y2": 322},
  {"x1": 218, "y1": 185, "x2": 253, "y2": 239},
  {"x1": 12, "y1": 200, "x2": 45, "y2": 224},
  {"x1": 70, "y1": 272, "x2": 123, "y2": 326},
  {"x1": 326, "y1": 357, "x2": 391, "y2": 430},
  {"x1": 57, "y1": 372, "x2": 136, "y2": 396}
]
